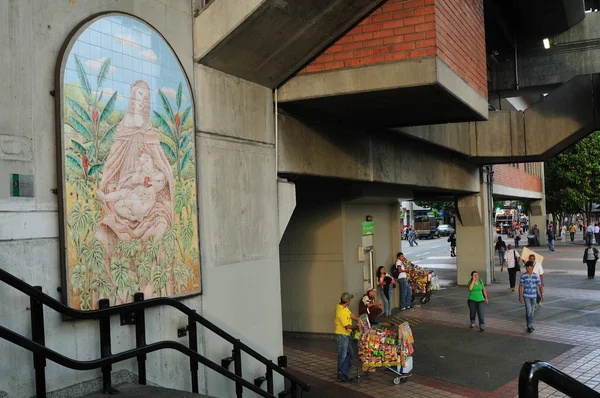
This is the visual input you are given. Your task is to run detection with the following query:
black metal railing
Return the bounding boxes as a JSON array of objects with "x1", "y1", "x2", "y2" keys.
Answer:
[
  {"x1": 519, "y1": 361, "x2": 600, "y2": 398},
  {"x1": 0, "y1": 268, "x2": 309, "y2": 398}
]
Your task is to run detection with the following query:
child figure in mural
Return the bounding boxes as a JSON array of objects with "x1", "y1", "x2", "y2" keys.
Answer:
[
  {"x1": 97, "y1": 152, "x2": 165, "y2": 222},
  {"x1": 95, "y1": 80, "x2": 175, "y2": 300}
]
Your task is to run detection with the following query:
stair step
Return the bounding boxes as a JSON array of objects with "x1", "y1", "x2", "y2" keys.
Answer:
[{"x1": 83, "y1": 383, "x2": 215, "y2": 398}]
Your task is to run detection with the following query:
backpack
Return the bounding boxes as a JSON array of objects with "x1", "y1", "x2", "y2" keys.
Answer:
[{"x1": 390, "y1": 263, "x2": 399, "y2": 279}]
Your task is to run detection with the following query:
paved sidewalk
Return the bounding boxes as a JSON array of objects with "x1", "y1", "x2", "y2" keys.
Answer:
[{"x1": 283, "y1": 233, "x2": 600, "y2": 397}]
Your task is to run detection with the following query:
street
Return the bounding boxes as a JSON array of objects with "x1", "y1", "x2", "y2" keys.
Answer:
[{"x1": 401, "y1": 235, "x2": 457, "y2": 287}]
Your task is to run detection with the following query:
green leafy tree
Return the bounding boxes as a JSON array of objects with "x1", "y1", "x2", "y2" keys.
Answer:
[{"x1": 545, "y1": 131, "x2": 600, "y2": 227}]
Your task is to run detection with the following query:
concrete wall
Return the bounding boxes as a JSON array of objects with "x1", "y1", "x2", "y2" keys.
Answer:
[
  {"x1": 0, "y1": 1, "x2": 201, "y2": 397},
  {"x1": 280, "y1": 193, "x2": 401, "y2": 334},
  {"x1": 279, "y1": 197, "x2": 344, "y2": 333}
]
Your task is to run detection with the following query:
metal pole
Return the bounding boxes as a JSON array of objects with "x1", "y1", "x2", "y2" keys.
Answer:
[
  {"x1": 188, "y1": 311, "x2": 199, "y2": 393},
  {"x1": 30, "y1": 286, "x2": 46, "y2": 398},
  {"x1": 233, "y1": 341, "x2": 243, "y2": 398},
  {"x1": 134, "y1": 293, "x2": 147, "y2": 385},
  {"x1": 98, "y1": 299, "x2": 117, "y2": 394},
  {"x1": 266, "y1": 364, "x2": 273, "y2": 394}
]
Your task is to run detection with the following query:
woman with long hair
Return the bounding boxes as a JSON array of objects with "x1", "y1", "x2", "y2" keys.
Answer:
[{"x1": 376, "y1": 266, "x2": 395, "y2": 316}]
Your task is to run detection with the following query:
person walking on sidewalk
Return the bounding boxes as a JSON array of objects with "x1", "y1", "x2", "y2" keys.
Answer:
[
  {"x1": 495, "y1": 236, "x2": 507, "y2": 266},
  {"x1": 595, "y1": 224, "x2": 600, "y2": 245},
  {"x1": 583, "y1": 242, "x2": 599, "y2": 280},
  {"x1": 335, "y1": 292, "x2": 358, "y2": 382},
  {"x1": 570, "y1": 223, "x2": 576, "y2": 242},
  {"x1": 519, "y1": 262, "x2": 544, "y2": 333},
  {"x1": 514, "y1": 227, "x2": 522, "y2": 248},
  {"x1": 395, "y1": 252, "x2": 412, "y2": 310},
  {"x1": 467, "y1": 271, "x2": 488, "y2": 332},
  {"x1": 561, "y1": 224, "x2": 567, "y2": 243},
  {"x1": 533, "y1": 224, "x2": 541, "y2": 246},
  {"x1": 448, "y1": 232, "x2": 457, "y2": 257},
  {"x1": 587, "y1": 224, "x2": 594, "y2": 245},
  {"x1": 547, "y1": 225, "x2": 556, "y2": 251},
  {"x1": 522, "y1": 254, "x2": 545, "y2": 308},
  {"x1": 501, "y1": 244, "x2": 521, "y2": 292}
]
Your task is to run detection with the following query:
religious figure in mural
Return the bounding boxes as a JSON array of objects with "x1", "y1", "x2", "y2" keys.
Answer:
[
  {"x1": 96, "y1": 80, "x2": 174, "y2": 240},
  {"x1": 59, "y1": 15, "x2": 201, "y2": 310}
]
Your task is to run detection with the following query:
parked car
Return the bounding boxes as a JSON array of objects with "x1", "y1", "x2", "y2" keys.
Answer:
[{"x1": 438, "y1": 224, "x2": 455, "y2": 236}]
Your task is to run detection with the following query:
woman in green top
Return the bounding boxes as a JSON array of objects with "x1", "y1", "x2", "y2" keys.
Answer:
[{"x1": 467, "y1": 271, "x2": 489, "y2": 331}]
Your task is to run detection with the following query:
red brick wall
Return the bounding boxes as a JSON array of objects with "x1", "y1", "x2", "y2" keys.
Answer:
[
  {"x1": 435, "y1": 0, "x2": 487, "y2": 97},
  {"x1": 302, "y1": 0, "x2": 436, "y2": 73},
  {"x1": 493, "y1": 164, "x2": 543, "y2": 192},
  {"x1": 300, "y1": 0, "x2": 487, "y2": 98}
]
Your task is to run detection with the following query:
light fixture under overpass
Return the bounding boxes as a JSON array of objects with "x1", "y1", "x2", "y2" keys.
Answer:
[{"x1": 543, "y1": 38, "x2": 550, "y2": 49}]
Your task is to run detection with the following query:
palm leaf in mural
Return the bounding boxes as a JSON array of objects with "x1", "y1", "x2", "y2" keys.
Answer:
[
  {"x1": 179, "y1": 130, "x2": 193, "y2": 151},
  {"x1": 97, "y1": 58, "x2": 112, "y2": 88},
  {"x1": 66, "y1": 153, "x2": 83, "y2": 171},
  {"x1": 69, "y1": 116, "x2": 94, "y2": 141},
  {"x1": 160, "y1": 142, "x2": 177, "y2": 165},
  {"x1": 73, "y1": 54, "x2": 92, "y2": 100},
  {"x1": 180, "y1": 147, "x2": 193, "y2": 171},
  {"x1": 137, "y1": 254, "x2": 152, "y2": 281},
  {"x1": 174, "y1": 184, "x2": 191, "y2": 214},
  {"x1": 101, "y1": 125, "x2": 117, "y2": 146},
  {"x1": 66, "y1": 97, "x2": 92, "y2": 123},
  {"x1": 88, "y1": 163, "x2": 104, "y2": 176},
  {"x1": 176, "y1": 82, "x2": 183, "y2": 111},
  {"x1": 153, "y1": 111, "x2": 175, "y2": 140},
  {"x1": 182, "y1": 216, "x2": 194, "y2": 251},
  {"x1": 152, "y1": 265, "x2": 170, "y2": 292},
  {"x1": 71, "y1": 263, "x2": 86, "y2": 292},
  {"x1": 146, "y1": 236, "x2": 160, "y2": 261},
  {"x1": 180, "y1": 106, "x2": 192, "y2": 127},
  {"x1": 69, "y1": 202, "x2": 91, "y2": 236},
  {"x1": 99, "y1": 90, "x2": 118, "y2": 123},
  {"x1": 92, "y1": 274, "x2": 114, "y2": 297},
  {"x1": 70, "y1": 140, "x2": 87, "y2": 156},
  {"x1": 111, "y1": 257, "x2": 130, "y2": 289},
  {"x1": 158, "y1": 89, "x2": 175, "y2": 122},
  {"x1": 82, "y1": 238, "x2": 105, "y2": 273}
]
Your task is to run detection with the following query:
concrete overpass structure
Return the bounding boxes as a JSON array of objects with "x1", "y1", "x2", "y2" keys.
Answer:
[{"x1": 1, "y1": 0, "x2": 599, "y2": 396}]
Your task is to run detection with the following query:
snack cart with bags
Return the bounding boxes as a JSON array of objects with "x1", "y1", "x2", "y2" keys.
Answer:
[
  {"x1": 355, "y1": 315, "x2": 415, "y2": 385},
  {"x1": 407, "y1": 262, "x2": 440, "y2": 304}
]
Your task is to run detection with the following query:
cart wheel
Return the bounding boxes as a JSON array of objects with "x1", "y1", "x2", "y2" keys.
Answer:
[
  {"x1": 400, "y1": 377, "x2": 408, "y2": 384},
  {"x1": 421, "y1": 296, "x2": 431, "y2": 304},
  {"x1": 393, "y1": 377, "x2": 401, "y2": 385}
]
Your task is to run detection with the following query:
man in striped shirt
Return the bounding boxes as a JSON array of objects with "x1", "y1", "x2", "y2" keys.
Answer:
[{"x1": 519, "y1": 261, "x2": 544, "y2": 333}]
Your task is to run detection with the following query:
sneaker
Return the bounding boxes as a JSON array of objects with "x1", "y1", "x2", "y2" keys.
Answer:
[
  {"x1": 511, "y1": 288, "x2": 515, "y2": 292},
  {"x1": 531, "y1": 327, "x2": 535, "y2": 331},
  {"x1": 337, "y1": 372, "x2": 349, "y2": 382},
  {"x1": 401, "y1": 307, "x2": 407, "y2": 310},
  {"x1": 538, "y1": 302, "x2": 543, "y2": 308},
  {"x1": 480, "y1": 327, "x2": 485, "y2": 332},
  {"x1": 527, "y1": 327, "x2": 533, "y2": 333}
]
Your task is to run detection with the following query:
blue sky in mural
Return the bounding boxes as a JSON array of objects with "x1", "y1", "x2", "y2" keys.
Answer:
[{"x1": 64, "y1": 15, "x2": 191, "y2": 112}]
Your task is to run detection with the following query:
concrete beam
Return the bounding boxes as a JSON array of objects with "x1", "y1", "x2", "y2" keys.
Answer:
[
  {"x1": 493, "y1": 184, "x2": 543, "y2": 201},
  {"x1": 194, "y1": 0, "x2": 385, "y2": 88},
  {"x1": 278, "y1": 57, "x2": 488, "y2": 127},
  {"x1": 277, "y1": 114, "x2": 480, "y2": 193},
  {"x1": 490, "y1": 12, "x2": 600, "y2": 93}
]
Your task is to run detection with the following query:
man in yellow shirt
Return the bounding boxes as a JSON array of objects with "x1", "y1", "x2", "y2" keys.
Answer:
[{"x1": 335, "y1": 292, "x2": 359, "y2": 382}]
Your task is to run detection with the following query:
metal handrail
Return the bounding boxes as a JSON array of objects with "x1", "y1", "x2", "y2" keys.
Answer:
[
  {"x1": 518, "y1": 361, "x2": 600, "y2": 398},
  {"x1": 0, "y1": 268, "x2": 310, "y2": 397},
  {"x1": 0, "y1": 325, "x2": 272, "y2": 397}
]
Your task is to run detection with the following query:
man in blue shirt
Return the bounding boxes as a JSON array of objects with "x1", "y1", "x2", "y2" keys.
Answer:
[{"x1": 519, "y1": 261, "x2": 544, "y2": 333}]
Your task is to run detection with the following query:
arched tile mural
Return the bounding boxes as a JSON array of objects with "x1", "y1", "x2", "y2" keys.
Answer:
[{"x1": 57, "y1": 14, "x2": 200, "y2": 310}]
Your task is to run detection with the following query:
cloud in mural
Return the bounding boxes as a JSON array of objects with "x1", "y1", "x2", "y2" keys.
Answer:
[
  {"x1": 114, "y1": 34, "x2": 140, "y2": 48},
  {"x1": 139, "y1": 49, "x2": 158, "y2": 63},
  {"x1": 93, "y1": 88, "x2": 124, "y2": 101},
  {"x1": 85, "y1": 57, "x2": 116, "y2": 75},
  {"x1": 160, "y1": 87, "x2": 188, "y2": 102}
]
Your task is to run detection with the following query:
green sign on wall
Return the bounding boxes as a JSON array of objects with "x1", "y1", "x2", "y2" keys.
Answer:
[{"x1": 362, "y1": 221, "x2": 375, "y2": 236}]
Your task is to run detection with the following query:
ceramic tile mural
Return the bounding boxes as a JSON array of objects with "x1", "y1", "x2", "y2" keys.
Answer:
[{"x1": 58, "y1": 15, "x2": 200, "y2": 310}]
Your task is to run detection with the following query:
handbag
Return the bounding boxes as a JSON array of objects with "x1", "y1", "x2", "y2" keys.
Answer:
[{"x1": 514, "y1": 250, "x2": 521, "y2": 272}]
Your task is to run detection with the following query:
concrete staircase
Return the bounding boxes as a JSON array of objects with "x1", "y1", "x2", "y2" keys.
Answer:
[{"x1": 83, "y1": 383, "x2": 214, "y2": 398}]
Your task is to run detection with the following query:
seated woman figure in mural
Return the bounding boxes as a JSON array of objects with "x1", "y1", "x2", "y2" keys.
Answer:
[
  {"x1": 96, "y1": 80, "x2": 175, "y2": 246},
  {"x1": 97, "y1": 152, "x2": 165, "y2": 222}
]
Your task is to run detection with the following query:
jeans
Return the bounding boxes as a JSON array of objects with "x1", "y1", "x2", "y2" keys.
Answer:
[
  {"x1": 508, "y1": 267, "x2": 517, "y2": 288},
  {"x1": 587, "y1": 233, "x2": 593, "y2": 245},
  {"x1": 587, "y1": 260, "x2": 597, "y2": 278},
  {"x1": 536, "y1": 287, "x2": 542, "y2": 305},
  {"x1": 523, "y1": 297, "x2": 536, "y2": 329},
  {"x1": 548, "y1": 239, "x2": 555, "y2": 251},
  {"x1": 336, "y1": 334, "x2": 354, "y2": 380},
  {"x1": 467, "y1": 299, "x2": 485, "y2": 328},
  {"x1": 499, "y1": 251, "x2": 505, "y2": 265},
  {"x1": 399, "y1": 278, "x2": 411, "y2": 308},
  {"x1": 409, "y1": 236, "x2": 418, "y2": 246},
  {"x1": 381, "y1": 285, "x2": 394, "y2": 315},
  {"x1": 596, "y1": 233, "x2": 600, "y2": 244}
]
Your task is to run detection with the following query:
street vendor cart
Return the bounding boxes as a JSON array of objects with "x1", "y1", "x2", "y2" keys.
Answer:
[
  {"x1": 354, "y1": 315, "x2": 414, "y2": 385},
  {"x1": 407, "y1": 263, "x2": 440, "y2": 304}
]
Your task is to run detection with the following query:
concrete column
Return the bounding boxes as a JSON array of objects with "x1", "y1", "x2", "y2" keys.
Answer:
[
  {"x1": 455, "y1": 183, "x2": 493, "y2": 285},
  {"x1": 530, "y1": 199, "x2": 548, "y2": 246}
]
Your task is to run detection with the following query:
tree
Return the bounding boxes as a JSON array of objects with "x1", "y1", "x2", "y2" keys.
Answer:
[
  {"x1": 544, "y1": 131, "x2": 600, "y2": 227},
  {"x1": 429, "y1": 208, "x2": 442, "y2": 220}
]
